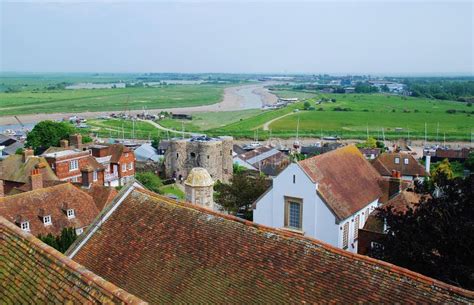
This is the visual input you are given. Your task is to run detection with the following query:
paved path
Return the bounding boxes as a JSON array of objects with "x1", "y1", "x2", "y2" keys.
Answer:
[{"x1": 262, "y1": 112, "x2": 296, "y2": 131}]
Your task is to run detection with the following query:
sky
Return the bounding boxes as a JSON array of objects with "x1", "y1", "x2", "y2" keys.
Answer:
[{"x1": 1, "y1": 0, "x2": 473, "y2": 75}]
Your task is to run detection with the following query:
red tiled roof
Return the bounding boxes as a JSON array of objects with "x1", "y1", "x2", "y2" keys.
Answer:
[
  {"x1": 83, "y1": 155, "x2": 105, "y2": 171},
  {"x1": 68, "y1": 187, "x2": 473, "y2": 303},
  {"x1": 372, "y1": 152, "x2": 428, "y2": 177},
  {"x1": 78, "y1": 184, "x2": 118, "y2": 211},
  {"x1": 107, "y1": 144, "x2": 132, "y2": 163},
  {"x1": 435, "y1": 148, "x2": 471, "y2": 159},
  {"x1": 0, "y1": 216, "x2": 146, "y2": 304},
  {"x1": 0, "y1": 183, "x2": 99, "y2": 236},
  {"x1": 298, "y1": 145, "x2": 383, "y2": 220}
]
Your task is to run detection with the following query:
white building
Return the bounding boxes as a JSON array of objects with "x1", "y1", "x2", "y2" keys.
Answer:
[{"x1": 253, "y1": 145, "x2": 383, "y2": 253}]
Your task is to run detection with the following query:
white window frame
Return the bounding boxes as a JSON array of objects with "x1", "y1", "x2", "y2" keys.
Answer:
[
  {"x1": 128, "y1": 162, "x2": 133, "y2": 170},
  {"x1": 43, "y1": 215, "x2": 52, "y2": 226},
  {"x1": 394, "y1": 157, "x2": 400, "y2": 164},
  {"x1": 67, "y1": 209, "x2": 75, "y2": 219},
  {"x1": 122, "y1": 163, "x2": 126, "y2": 172},
  {"x1": 342, "y1": 222, "x2": 349, "y2": 249},
  {"x1": 354, "y1": 214, "x2": 360, "y2": 240},
  {"x1": 69, "y1": 159, "x2": 79, "y2": 171},
  {"x1": 93, "y1": 171, "x2": 98, "y2": 182},
  {"x1": 284, "y1": 197, "x2": 303, "y2": 231},
  {"x1": 20, "y1": 221, "x2": 30, "y2": 231},
  {"x1": 404, "y1": 158, "x2": 409, "y2": 165},
  {"x1": 75, "y1": 227, "x2": 84, "y2": 235}
]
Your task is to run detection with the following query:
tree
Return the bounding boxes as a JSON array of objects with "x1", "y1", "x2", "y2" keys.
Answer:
[
  {"x1": 214, "y1": 172, "x2": 270, "y2": 220},
  {"x1": 465, "y1": 152, "x2": 474, "y2": 171},
  {"x1": 356, "y1": 137, "x2": 377, "y2": 149},
  {"x1": 26, "y1": 120, "x2": 75, "y2": 154},
  {"x1": 151, "y1": 136, "x2": 160, "y2": 150},
  {"x1": 303, "y1": 101, "x2": 311, "y2": 110},
  {"x1": 135, "y1": 171, "x2": 163, "y2": 193},
  {"x1": 38, "y1": 227, "x2": 77, "y2": 253},
  {"x1": 371, "y1": 175, "x2": 474, "y2": 290},
  {"x1": 431, "y1": 158, "x2": 453, "y2": 185}
]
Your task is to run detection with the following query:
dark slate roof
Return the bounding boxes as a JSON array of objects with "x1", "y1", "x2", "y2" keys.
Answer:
[
  {"x1": 298, "y1": 145, "x2": 383, "y2": 220},
  {"x1": 0, "y1": 183, "x2": 99, "y2": 236},
  {"x1": 0, "y1": 216, "x2": 146, "y2": 304},
  {"x1": 2, "y1": 142, "x2": 24, "y2": 156},
  {"x1": 372, "y1": 153, "x2": 428, "y2": 177},
  {"x1": 67, "y1": 187, "x2": 473, "y2": 304}
]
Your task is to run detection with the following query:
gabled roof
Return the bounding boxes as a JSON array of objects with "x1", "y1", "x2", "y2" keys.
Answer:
[
  {"x1": 298, "y1": 145, "x2": 383, "y2": 220},
  {"x1": 134, "y1": 143, "x2": 160, "y2": 162},
  {"x1": 67, "y1": 186, "x2": 473, "y2": 304},
  {"x1": 0, "y1": 155, "x2": 58, "y2": 183},
  {"x1": 78, "y1": 184, "x2": 119, "y2": 211},
  {"x1": 84, "y1": 155, "x2": 105, "y2": 171},
  {"x1": 0, "y1": 216, "x2": 145, "y2": 304},
  {"x1": 372, "y1": 152, "x2": 428, "y2": 177},
  {"x1": 0, "y1": 183, "x2": 99, "y2": 236}
]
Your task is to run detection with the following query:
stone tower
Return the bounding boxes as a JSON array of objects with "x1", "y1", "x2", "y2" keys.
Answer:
[
  {"x1": 185, "y1": 167, "x2": 214, "y2": 209},
  {"x1": 164, "y1": 136, "x2": 233, "y2": 183}
]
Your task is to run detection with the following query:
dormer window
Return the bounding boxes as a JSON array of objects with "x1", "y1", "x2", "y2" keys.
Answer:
[
  {"x1": 43, "y1": 215, "x2": 52, "y2": 226},
  {"x1": 404, "y1": 158, "x2": 409, "y2": 165},
  {"x1": 20, "y1": 221, "x2": 30, "y2": 232},
  {"x1": 67, "y1": 209, "x2": 75, "y2": 219},
  {"x1": 93, "y1": 171, "x2": 98, "y2": 182},
  {"x1": 394, "y1": 157, "x2": 400, "y2": 164}
]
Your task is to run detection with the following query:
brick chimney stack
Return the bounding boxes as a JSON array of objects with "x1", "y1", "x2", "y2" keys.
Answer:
[
  {"x1": 81, "y1": 166, "x2": 94, "y2": 188},
  {"x1": 388, "y1": 170, "x2": 402, "y2": 198},
  {"x1": 22, "y1": 148, "x2": 34, "y2": 162},
  {"x1": 30, "y1": 169, "x2": 43, "y2": 191},
  {"x1": 69, "y1": 134, "x2": 82, "y2": 149},
  {"x1": 60, "y1": 139, "x2": 69, "y2": 148},
  {"x1": 0, "y1": 179, "x2": 4, "y2": 197}
]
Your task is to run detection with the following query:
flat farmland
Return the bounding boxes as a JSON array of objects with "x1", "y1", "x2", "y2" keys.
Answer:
[{"x1": 0, "y1": 85, "x2": 225, "y2": 116}]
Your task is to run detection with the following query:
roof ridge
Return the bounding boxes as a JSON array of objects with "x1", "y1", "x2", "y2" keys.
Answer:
[
  {"x1": 132, "y1": 188, "x2": 474, "y2": 299},
  {"x1": 0, "y1": 182, "x2": 75, "y2": 199},
  {"x1": 0, "y1": 216, "x2": 146, "y2": 304}
]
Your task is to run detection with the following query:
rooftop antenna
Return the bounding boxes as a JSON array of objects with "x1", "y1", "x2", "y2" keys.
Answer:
[
  {"x1": 382, "y1": 127, "x2": 386, "y2": 142},
  {"x1": 407, "y1": 126, "x2": 410, "y2": 142},
  {"x1": 424, "y1": 122, "x2": 427, "y2": 146},
  {"x1": 320, "y1": 128, "x2": 323, "y2": 140},
  {"x1": 122, "y1": 123, "x2": 125, "y2": 141},
  {"x1": 293, "y1": 116, "x2": 300, "y2": 150},
  {"x1": 181, "y1": 122, "x2": 185, "y2": 140},
  {"x1": 366, "y1": 123, "x2": 369, "y2": 139},
  {"x1": 443, "y1": 132, "x2": 446, "y2": 147},
  {"x1": 132, "y1": 119, "x2": 135, "y2": 140}
]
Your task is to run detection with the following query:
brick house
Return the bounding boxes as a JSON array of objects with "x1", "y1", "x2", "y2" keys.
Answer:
[
  {"x1": 371, "y1": 152, "x2": 428, "y2": 181},
  {"x1": 90, "y1": 144, "x2": 135, "y2": 186}
]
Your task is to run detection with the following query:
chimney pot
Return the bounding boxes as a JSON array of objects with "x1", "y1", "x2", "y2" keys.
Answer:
[
  {"x1": 22, "y1": 148, "x2": 34, "y2": 162},
  {"x1": 60, "y1": 139, "x2": 69, "y2": 148},
  {"x1": 30, "y1": 169, "x2": 43, "y2": 191}
]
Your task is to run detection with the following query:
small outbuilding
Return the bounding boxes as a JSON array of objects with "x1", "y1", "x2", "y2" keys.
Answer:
[{"x1": 184, "y1": 167, "x2": 214, "y2": 210}]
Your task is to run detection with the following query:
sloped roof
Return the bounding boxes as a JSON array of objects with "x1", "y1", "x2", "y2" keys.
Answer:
[
  {"x1": 84, "y1": 155, "x2": 105, "y2": 171},
  {"x1": 78, "y1": 184, "x2": 118, "y2": 211},
  {"x1": 184, "y1": 167, "x2": 214, "y2": 187},
  {"x1": 0, "y1": 183, "x2": 99, "y2": 236},
  {"x1": 372, "y1": 153, "x2": 428, "y2": 177},
  {"x1": 2, "y1": 141, "x2": 24, "y2": 156},
  {"x1": 134, "y1": 143, "x2": 160, "y2": 162},
  {"x1": 0, "y1": 216, "x2": 146, "y2": 304},
  {"x1": 0, "y1": 155, "x2": 58, "y2": 183},
  {"x1": 298, "y1": 145, "x2": 383, "y2": 220},
  {"x1": 67, "y1": 187, "x2": 473, "y2": 304}
]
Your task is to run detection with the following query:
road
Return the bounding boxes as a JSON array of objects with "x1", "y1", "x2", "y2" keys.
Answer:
[
  {"x1": 141, "y1": 119, "x2": 202, "y2": 137},
  {"x1": 262, "y1": 112, "x2": 297, "y2": 131}
]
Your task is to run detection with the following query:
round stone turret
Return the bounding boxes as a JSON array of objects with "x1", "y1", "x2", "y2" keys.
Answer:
[{"x1": 184, "y1": 167, "x2": 214, "y2": 209}]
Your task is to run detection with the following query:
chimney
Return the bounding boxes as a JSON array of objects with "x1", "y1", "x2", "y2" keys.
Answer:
[
  {"x1": 30, "y1": 169, "x2": 43, "y2": 191},
  {"x1": 0, "y1": 180, "x2": 4, "y2": 197},
  {"x1": 22, "y1": 148, "x2": 34, "y2": 162},
  {"x1": 81, "y1": 166, "x2": 94, "y2": 188},
  {"x1": 69, "y1": 134, "x2": 82, "y2": 149},
  {"x1": 388, "y1": 171, "x2": 401, "y2": 198},
  {"x1": 425, "y1": 155, "x2": 431, "y2": 174},
  {"x1": 60, "y1": 139, "x2": 69, "y2": 148}
]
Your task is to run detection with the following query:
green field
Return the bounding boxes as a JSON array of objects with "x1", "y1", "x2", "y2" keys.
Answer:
[
  {"x1": 158, "y1": 92, "x2": 474, "y2": 141},
  {"x1": 0, "y1": 85, "x2": 226, "y2": 116},
  {"x1": 88, "y1": 119, "x2": 184, "y2": 139}
]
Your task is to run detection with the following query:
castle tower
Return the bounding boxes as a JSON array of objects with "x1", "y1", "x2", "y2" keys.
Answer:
[{"x1": 184, "y1": 167, "x2": 214, "y2": 210}]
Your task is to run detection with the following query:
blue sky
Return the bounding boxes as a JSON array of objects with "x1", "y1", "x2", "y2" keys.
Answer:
[{"x1": 1, "y1": 1, "x2": 472, "y2": 74}]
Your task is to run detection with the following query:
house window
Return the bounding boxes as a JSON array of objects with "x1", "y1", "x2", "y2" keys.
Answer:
[
  {"x1": 370, "y1": 241, "x2": 384, "y2": 251},
  {"x1": 93, "y1": 171, "x2": 98, "y2": 182},
  {"x1": 43, "y1": 215, "x2": 52, "y2": 226},
  {"x1": 394, "y1": 157, "x2": 400, "y2": 164},
  {"x1": 230, "y1": 149, "x2": 232, "y2": 155},
  {"x1": 342, "y1": 222, "x2": 349, "y2": 249},
  {"x1": 190, "y1": 152, "x2": 196, "y2": 158},
  {"x1": 67, "y1": 209, "x2": 75, "y2": 219},
  {"x1": 404, "y1": 158, "x2": 409, "y2": 165},
  {"x1": 292, "y1": 175, "x2": 296, "y2": 184},
  {"x1": 354, "y1": 214, "x2": 360, "y2": 240},
  {"x1": 75, "y1": 227, "x2": 84, "y2": 235},
  {"x1": 122, "y1": 164, "x2": 126, "y2": 172},
  {"x1": 69, "y1": 159, "x2": 79, "y2": 171},
  {"x1": 71, "y1": 176, "x2": 79, "y2": 183},
  {"x1": 20, "y1": 221, "x2": 30, "y2": 232},
  {"x1": 284, "y1": 197, "x2": 302, "y2": 230},
  {"x1": 128, "y1": 162, "x2": 133, "y2": 170}
]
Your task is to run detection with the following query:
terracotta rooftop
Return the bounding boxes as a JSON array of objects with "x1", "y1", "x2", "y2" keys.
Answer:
[
  {"x1": 0, "y1": 154, "x2": 58, "y2": 183},
  {"x1": 298, "y1": 145, "x2": 383, "y2": 220},
  {"x1": 67, "y1": 185, "x2": 473, "y2": 303},
  {"x1": 0, "y1": 216, "x2": 146, "y2": 304},
  {"x1": 372, "y1": 152, "x2": 428, "y2": 177},
  {"x1": 0, "y1": 183, "x2": 99, "y2": 236},
  {"x1": 75, "y1": 183, "x2": 118, "y2": 211}
]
